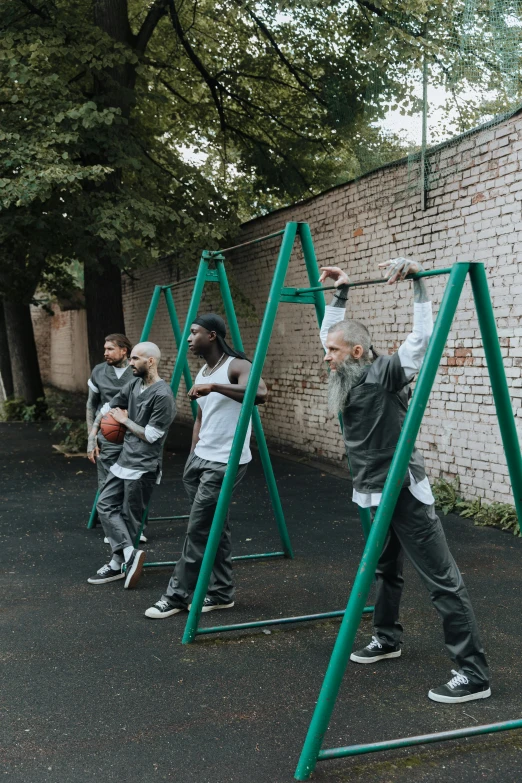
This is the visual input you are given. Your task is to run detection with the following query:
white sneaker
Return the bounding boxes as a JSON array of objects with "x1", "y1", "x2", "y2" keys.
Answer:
[
  {"x1": 104, "y1": 536, "x2": 109, "y2": 544},
  {"x1": 145, "y1": 599, "x2": 186, "y2": 618}
]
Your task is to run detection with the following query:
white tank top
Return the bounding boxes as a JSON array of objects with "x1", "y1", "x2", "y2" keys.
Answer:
[{"x1": 194, "y1": 356, "x2": 252, "y2": 464}]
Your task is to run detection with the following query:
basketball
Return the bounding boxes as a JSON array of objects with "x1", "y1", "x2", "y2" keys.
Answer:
[{"x1": 100, "y1": 413, "x2": 126, "y2": 444}]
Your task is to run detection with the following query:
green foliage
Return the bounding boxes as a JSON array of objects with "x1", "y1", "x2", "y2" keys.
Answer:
[
  {"x1": 52, "y1": 419, "x2": 88, "y2": 454},
  {"x1": 473, "y1": 502, "x2": 520, "y2": 536},
  {"x1": 431, "y1": 475, "x2": 462, "y2": 515},
  {"x1": 2, "y1": 0, "x2": 520, "y2": 309},
  {"x1": 44, "y1": 387, "x2": 88, "y2": 453},
  {"x1": 0, "y1": 396, "x2": 47, "y2": 421},
  {"x1": 0, "y1": 387, "x2": 87, "y2": 451},
  {"x1": 432, "y1": 475, "x2": 521, "y2": 537}
]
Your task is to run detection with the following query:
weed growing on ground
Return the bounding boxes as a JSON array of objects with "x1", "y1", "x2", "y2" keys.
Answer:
[
  {"x1": 432, "y1": 476, "x2": 520, "y2": 537},
  {"x1": 1, "y1": 388, "x2": 87, "y2": 452},
  {"x1": 0, "y1": 396, "x2": 47, "y2": 422}
]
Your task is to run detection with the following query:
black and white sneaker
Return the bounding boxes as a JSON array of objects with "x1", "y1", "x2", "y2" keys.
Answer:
[
  {"x1": 87, "y1": 563, "x2": 125, "y2": 584},
  {"x1": 350, "y1": 635, "x2": 401, "y2": 664},
  {"x1": 201, "y1": 597, "x2": 235, "y2": 613},
  {"x1": 428, "y1": 670, "x2": 491, "y2": 703},
  {"x1": 139, "y1": 533, "x2": 148, "y2": 544},
  {"x1": 144, "y1": 599, "x2": 186, "y2": 619},
  {"x1": 124, "y1": 549, "x2": 146, "y2": 589}
]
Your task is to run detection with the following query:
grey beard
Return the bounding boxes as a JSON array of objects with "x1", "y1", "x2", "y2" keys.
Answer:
[{"x1": 327, "y1": 357, "x2": 366, "y2": 414}]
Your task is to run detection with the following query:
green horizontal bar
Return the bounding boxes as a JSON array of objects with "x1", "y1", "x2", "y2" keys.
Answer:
[
  {"x1": 147, "y1": 515, "x2": 190, "y2": 522},
  {"x1": 280, "y1": 290, "x2": 318, "y2": 305},
  {"x1": 162, "y1": 270, "x2": 219, "y2": 290},
  {"x1": 195, "y1": 607, "x2": 374, "y2": 635},
  {"x1": 296, "y1": 268, "x2": 453, "y2": 295},
  {"x1": 207, "y1": 229, "x2": 286, "y2": 256},
  {"x1": 162, "y1": 276, "x2": 197, "y2": 290},
  {"x1": 142, "y1": 551, "x2": 286, "y2": 569},
  {"x1": 318, "y1": 718, "x2": 522, "y2": 761}
]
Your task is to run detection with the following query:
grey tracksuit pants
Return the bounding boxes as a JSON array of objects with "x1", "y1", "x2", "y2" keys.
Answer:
[
  {"x1": 96, "y1": 442, "x2": 121, "y2": 489},
  {"x1": 162, "y1": 453, "x2": 248, "y2": 607},
  {"x1": 96, "y1": 471, "x2": 155, "y2": 558},
  {"x1": 373, "y1": 487, "x2": 489, "y2": 685}
]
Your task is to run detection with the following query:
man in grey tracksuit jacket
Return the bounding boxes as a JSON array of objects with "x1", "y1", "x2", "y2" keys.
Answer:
[
  {"x1": 87, "y1": 341, "x2": 176, "y2": 590},
  {"x1": 319, "y1": 257, "x2": 490, "y2": 705}
]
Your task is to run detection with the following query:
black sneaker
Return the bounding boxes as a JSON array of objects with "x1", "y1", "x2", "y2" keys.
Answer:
[
  {"x1": 350, "y1": 635, "x2": 401, "y2": 664},
  {"x1": 144, "y1": 599, "x2": 186, "y2": 619},
  {"x1": 124, "y1": 549, "x2": 146, "y2": 589},
  {"x1": 201, "y1": 597, "x2": 235, "y2": 613},
  {"x1": 428, "y1": 670, "x2": 491, "y2": 703},
  {"x1": 87, "y1": 563, "x2": 125, "y2": 584}
]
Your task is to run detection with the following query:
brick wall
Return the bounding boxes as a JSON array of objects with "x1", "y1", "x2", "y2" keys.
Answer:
[
  {"x1": 122, "y1": 110, "x2": 522, "y2": 504},
  {"x1": 32, "y1": 305, "x2": 90, "y2": 393}
]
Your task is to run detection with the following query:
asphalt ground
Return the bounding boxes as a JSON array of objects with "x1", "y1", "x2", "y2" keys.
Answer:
[{"x1": 2, "y1": 422, "x2": 522, "y2": 783}]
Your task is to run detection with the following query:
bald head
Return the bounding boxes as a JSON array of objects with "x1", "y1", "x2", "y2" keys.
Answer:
[
  {"x1": 129, "y1": 341, "x2": 161, "y2": 380},
  {"x1": 132, "y1": 341, "x2": 161, "y2": 362}
]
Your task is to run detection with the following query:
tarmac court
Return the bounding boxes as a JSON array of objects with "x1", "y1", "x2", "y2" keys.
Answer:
[{"x1": 2, "y1": 422, "x2": 522, "y2": 782}]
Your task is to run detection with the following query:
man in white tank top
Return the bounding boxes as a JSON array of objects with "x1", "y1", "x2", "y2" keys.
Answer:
[{"x1": 145, "y1": 314, "x2": 267, "y2": 619}]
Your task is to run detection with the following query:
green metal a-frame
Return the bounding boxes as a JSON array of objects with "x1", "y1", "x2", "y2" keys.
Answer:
[
  {"x1": 294, "y1": 261, "x2": 522, "y2": 779},
  {"x1": 135, "y1": 246, "x2": 294, "y2": 566},
  {"x1": 179, "y1": 221, "x2": 377, "y2": 645}
]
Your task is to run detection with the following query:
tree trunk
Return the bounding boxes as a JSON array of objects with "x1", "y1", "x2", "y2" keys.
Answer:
[
  {"x1": 83, "y1": 1, "x2": 136, "y2": 368},
  {"x1": 0, "y1": 299, "x2": 14, "y2": 400},
  {"x1": 4, "y1": 300, "x2": 44, "y2": 404},
  {"x1": 84, "y1": 260, "x2": 126, "y2": 368}
]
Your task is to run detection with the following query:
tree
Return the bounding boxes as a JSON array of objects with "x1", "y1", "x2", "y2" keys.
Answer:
[
  {"x1": 0, "y1": 300, "x2": 14, "y2": 401},
  {"x1": 2, "y1": 0, "x2": 516, "y2": 382}
]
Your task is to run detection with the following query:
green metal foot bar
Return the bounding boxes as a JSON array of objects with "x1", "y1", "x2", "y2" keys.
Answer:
[
  {"x1": 143, "y1": 551, "x2": 287, "y2": 569},
  {"x1": 318, "y1": 719, "x2": 522, "y2": 760},
  {"x1": 196, "y1": 606, "x2": 375, "y2": 636},
  {"x1": 294, "y1": 261, "x2": 522, "y2": 780}
]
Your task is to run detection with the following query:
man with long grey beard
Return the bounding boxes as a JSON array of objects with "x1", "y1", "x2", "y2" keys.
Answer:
[{"x1": 318, "y1": 258, "x2": 490, "y2": 705}]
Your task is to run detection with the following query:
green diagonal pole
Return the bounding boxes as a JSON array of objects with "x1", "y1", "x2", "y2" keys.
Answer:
[
  {"x1": 170, "y1": 255, "x2": 210, "y2": 396},
  {"x1": 298, "y1": 222, "x2": 372, "y2": 541},
  {"x1": 163, "y1": 287, "x2": 198, "y2": 419},
  {"x1": 214, "y1": 257, "x2": 293, "y2": 559},
  {"x1": 294, "y1": 262, "x2": 470, "y2": 780},
  {"x1": 181, "y1": 222, "x2": 299, "y2": 644},
  {"x1": 469, "y1": 263, "x2": 522, "y2": 529},
  {"x1": 140, "y1": 285, "x2": 162, "y2": 341},
  {"x1": 87, "y1": 489, "x2": 101, "y2": 529}
]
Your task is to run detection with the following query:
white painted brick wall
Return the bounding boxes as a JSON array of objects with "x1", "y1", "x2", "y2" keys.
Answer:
[{"x1": 121, "y1": 111, "x2": 522, "y2": 505}]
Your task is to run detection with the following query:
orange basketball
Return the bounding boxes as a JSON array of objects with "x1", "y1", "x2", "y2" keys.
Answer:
[{"x1": 100, "y1": 413, "x2": 126, "y2": 444}]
